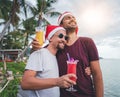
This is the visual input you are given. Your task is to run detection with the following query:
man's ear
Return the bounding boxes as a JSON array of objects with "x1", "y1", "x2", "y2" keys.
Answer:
[
  {"x1": 49, "y1": 35, "x2": 55, "y2": 42},
  {"x1": 49, "y1": 37, "x2": 53, "y2": 42}
]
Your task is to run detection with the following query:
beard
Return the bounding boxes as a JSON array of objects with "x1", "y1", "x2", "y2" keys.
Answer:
[
  {"x1": 64, "y1": 27, "x2": 77, "y2": 34},
  {"x1": 56, "y1": 42, "x2": 65, "y2": 50},
  {"x1": 64, "y1": 23, "x2": 78, "y2": 33},
  {"x1": 66, "y1": 27, "x2": 75, "y2": 31}
]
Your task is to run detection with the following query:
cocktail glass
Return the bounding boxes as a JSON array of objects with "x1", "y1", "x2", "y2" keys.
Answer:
[
  {"x1": 66, "y1": 60, "x2": 79, "y2": 92},
  {"x1": 35, "y1": 27, "x2": 44, "y2": 46}
]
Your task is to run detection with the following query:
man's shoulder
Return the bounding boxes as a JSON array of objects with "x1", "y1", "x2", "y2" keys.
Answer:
[
  {"x1": 79, "y1": 36, "x2": 93, "y2": 42},
  {"x1": 31, "y1": 48, "x2": 47, "y2": 56}
]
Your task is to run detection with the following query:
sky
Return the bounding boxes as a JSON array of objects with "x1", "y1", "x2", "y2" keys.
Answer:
[
  {"x1": 50, "y1": 0, "x2": 120, "y2": 59},
  {"x1": 1, "y1": 0, "x2": 120, "y2": 59}
]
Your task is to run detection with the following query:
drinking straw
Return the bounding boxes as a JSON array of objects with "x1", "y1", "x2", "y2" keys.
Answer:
[{"x1": 67, "y1": 53, "x2": 70, "y2": 61}]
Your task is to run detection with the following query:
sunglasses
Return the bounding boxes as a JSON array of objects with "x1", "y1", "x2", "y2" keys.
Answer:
[{"x1": 57, "y1": 33, "x2": 69, "y2": 40}]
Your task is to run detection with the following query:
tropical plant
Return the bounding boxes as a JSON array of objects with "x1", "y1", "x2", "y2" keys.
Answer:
[
  {"x1": 0, "y1": 62, "x2": 25, "y2": 97},
  {"x1": 0, "y1": 30, "x2": 25, "y2": 49},
  {"x1": 33, "y1": 0, "x2": 61, "y2": 26},
  {"x1": 0, "y1": 0, "x2": 20, "y2": 41},
  {"x1": 0, "y1": 0, "x2": 62, "y2": 55},
  {"x1": 21, "y1": 17, "x2": 37, "y2": 47}
]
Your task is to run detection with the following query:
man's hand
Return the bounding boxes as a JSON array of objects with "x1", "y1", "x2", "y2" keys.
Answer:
[
  {"x1": 31, "y1": 39, "x2": 42, "y2": 51},
  {"x1": 85, "y1": 67, "x2": 91, "y2": 75},
  {"x1": 56, "y1": 74, "x2": 77, "y2": 88}
]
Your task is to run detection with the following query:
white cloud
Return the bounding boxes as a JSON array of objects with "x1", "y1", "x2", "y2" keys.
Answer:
[
  {"x1": 52, "y1": 0, "x2": 120, "y2": 59},
  {"x1": 97, "y1": 36, "x2": 120, "y2": 58},
  {"x1": 97, "y1": 45, "x2": 120, "y2": 59},
  {"x1": 99, "y1": 37, "x2": 120, "y2": 47}
]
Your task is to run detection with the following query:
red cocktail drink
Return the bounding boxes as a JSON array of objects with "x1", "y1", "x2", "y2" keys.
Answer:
[
  {"x1": 67, "y1": 62, "x2": 77, "y2": 81},
  {"x1": 66, "y1": 60, "x2": 79, "y2": 92}
]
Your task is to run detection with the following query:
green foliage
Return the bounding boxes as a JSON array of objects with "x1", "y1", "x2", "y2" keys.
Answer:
[
  {"x1": 0, "y1": 30, "x2": 25, "y2": 49},
  {"x1": 0, "y1": 0, "x2": 60, "y2": 49},
  {"x1": 0, "y1": 0, "x2": 12, "y2": 20},
  {"x1": 0, "y1": 62, "x2": 25, "y2": 97}
]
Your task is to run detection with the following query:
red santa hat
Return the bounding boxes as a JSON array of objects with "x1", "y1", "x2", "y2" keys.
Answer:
[
  {"x1": 45, "y1": 25, "x2": 65, "y2": 40},
  {"x1": 58, "y1": 11, "x2": 78, "y2": 33}
]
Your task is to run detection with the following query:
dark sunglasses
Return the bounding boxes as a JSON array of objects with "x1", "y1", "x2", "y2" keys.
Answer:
[{"x1": 58, "y1": 33, "x2": 69, "y2": 40}]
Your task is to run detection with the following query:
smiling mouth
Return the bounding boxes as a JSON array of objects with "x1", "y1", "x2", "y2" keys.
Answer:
[
  {"x1": 71, "y1": 22, "x2": 76, "y2": 25},
  {"x1": 59, "y1": 42, "x2": 65, "y2": 46},
  {"x1": 69, "y1": 21, "x2": 76, "y2": 25}
]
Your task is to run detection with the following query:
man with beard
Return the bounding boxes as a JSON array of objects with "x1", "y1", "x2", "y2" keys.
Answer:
[{"x1": 17, "y1": 25, "x2": 76, "y2": 97}]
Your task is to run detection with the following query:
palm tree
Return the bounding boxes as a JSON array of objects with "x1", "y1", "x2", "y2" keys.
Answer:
[
  {"x1": 0, "y1": 0, "x2": 61, "y2": 60},
  {"x1": 22, "y1": 17, "x2": 37, "y2": 47},
  {"x1": 19, "y1": 0, "x2": 61, "y2": 47},
  {"x1": 0, "y1": 0, "x2": 12, "y2": 21},
  {"x1": 0, "y1": 0, "x2": 61, "y2": 44},
  {"x1": 15, "y1": 0, "x2": 62, "y2": 61},
  {"x1": 34, "y1": 0, "x2": 61, "y2": 26},
  {"x1": 0, "y1": 0, "x2": 20, "y2": 41},
  {"x1": 0, "y1": 30, "x2": 25, "y2": 49},
  {"x1": 0, "y1": 0, "x2": 33, "y2": 47}
]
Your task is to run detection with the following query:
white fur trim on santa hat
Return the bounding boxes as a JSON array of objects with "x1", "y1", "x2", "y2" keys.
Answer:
[
  {"x1": 47, "y1": 27, "x2": 65, "y2": 40},
  {"x1": 58, "y1": 12, "x2": 73, "y2": 25}
]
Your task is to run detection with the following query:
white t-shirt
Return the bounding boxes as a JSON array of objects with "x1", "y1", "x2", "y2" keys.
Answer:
[{"x1": 18, "y1": 48, "x2": 59, "y2": 97}]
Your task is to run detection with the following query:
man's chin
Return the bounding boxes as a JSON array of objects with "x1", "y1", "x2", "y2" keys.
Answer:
[{"x1": 57, "y1": 45, "x2": 65, "y2": 50}]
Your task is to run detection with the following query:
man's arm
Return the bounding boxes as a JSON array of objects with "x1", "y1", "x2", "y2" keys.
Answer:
[
  {"x1": 90, "y1": 60, "x2": 104, "y2": 97},
  {"x1": 21, "y1": 70, "x2": 76, "y2": 90}
]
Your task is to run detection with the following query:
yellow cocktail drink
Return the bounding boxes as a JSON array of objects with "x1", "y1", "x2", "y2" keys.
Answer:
[
  {"x1": 35, "y1": 27, "x2": 44, "y2": 46},
  {"x1": 35, "y1": 30, "x2": 44, "y2": 46}
]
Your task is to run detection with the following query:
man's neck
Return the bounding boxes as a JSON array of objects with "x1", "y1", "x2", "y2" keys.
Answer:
[
  {"x1": 66, "y1": 32, "x2": 78, "y2": 46},
  {"x1": 47, "y1": 45, "x2": 57, "y2": 55}
]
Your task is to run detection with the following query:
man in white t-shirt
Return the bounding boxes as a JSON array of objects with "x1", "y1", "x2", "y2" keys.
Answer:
[{"x1": 17, "y1": 25, "x2": 76, "y2": 97}]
